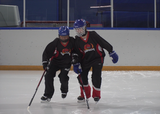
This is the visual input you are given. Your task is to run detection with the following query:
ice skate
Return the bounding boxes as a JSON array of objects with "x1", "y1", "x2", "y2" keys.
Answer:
[
  {"x1": 41, "y1": 96, "x2": 51, "y2": 103},
  {"x1": 94, "y1": 97, "x2": 100, "y2": 103},
  {"x1": 61, "y1": 93, "x2": 67, "y2": 99},
  {"x1": 77, "y1": 96, "x2": 85, "y2": 103}
]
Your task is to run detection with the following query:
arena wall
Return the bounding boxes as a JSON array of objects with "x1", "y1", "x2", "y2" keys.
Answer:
[{"x1": 0, "y1": 28, "x2": 160, "y2": 70}]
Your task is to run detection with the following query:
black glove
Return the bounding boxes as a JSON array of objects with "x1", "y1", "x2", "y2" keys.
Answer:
[
  {"x1": 71, "y1": 54, "x2": 79, "y2": 64},
  {"x1": 43, "y1": 62, "x2": 49, "y2": 71}
]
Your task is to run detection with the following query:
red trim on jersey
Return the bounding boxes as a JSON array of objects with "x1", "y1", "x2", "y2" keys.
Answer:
[
  {"x1": 96, "y1": 44, "x2": 103, "y2": 63},
  {"x1": 80, "y1": 31, "x2": 89, "y2": 43},
  {"x1": 51, "y1": 49, "x2": 59, "y2": 60},
  {"x1": 79, "y1": 48, "x2": 85, "y2": 59},
  {"x1": 61, "y1": 41, "x2": 69, "y2": 47}
]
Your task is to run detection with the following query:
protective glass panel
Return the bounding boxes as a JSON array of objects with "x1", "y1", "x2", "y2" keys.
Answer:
[{"x1": 0, "y1": 0, "x2": 159, "y2": 28}]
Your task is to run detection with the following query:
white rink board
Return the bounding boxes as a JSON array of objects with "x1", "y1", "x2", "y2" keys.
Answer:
[{"x1": 0, "y1": 29, "x2": 160, "y2": 66}]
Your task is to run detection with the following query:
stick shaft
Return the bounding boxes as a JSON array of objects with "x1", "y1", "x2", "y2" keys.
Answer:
[
  {"x1": 77, "y1": 75, "x2": 90, "y2": 109},
  {"x1": 28, "y1": 69, "x2": 46, "y2": 107},
  {"x1": 28, "y1": 57, "x2": 54, "y2": 107}
]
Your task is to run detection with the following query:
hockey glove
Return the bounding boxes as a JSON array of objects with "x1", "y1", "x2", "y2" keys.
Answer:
[
  {"x1": 43, "y1": 62, "x2": 49, "y2": 71},
  {"x1": 109, "y1": 51, "x2": 119, "y2": 63},
  {"x1": 71, "y1": 53, "x2": 79, "y2": 64},
  {"x1": 73, "y1": 63, "x2": 82, "y2": 74}
]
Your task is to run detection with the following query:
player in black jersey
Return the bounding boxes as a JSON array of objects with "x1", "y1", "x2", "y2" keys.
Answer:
[
  {"x1": 72, "y1": 19, "x2": 119, "y2": 102},
  {"x1": 41, "y1": 26, "x2": 75, "y2": 102}
]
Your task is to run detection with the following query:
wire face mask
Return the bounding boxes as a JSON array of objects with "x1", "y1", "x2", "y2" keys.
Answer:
[
  {"x1": 74, "y1": 19, "x2": 87, "y2": 37},
  {"x1": 74, "y1": 26, "x2": 86, "y2": 37}
]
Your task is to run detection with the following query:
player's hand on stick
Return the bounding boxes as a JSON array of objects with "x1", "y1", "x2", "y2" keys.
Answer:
[
  {"x1": 71, "y1": 53, "x2": 79, "y2": 64},
  {"x1": 43, "y1": 58, "x2": 53, "y2": 71},
  {"x1": 73, "y1": 63, "x2": 82, "y2": 74},
  {"x1": 109, "y1": 51, "x2": 118, "y2": 63},
  {"x1": 43, "y1": 62, "x2": 49, "y2": 71}
]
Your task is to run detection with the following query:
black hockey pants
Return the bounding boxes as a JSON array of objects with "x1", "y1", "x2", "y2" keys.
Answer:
[
  {"x1": 80, "y1": 62, "x2": 103, "y2": 89},
  {"x1": 44, "y1": 65, "x2": 70, "y2": 98}
]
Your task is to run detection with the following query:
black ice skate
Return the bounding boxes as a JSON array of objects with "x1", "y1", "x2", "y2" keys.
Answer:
[
  {"x1": 77, "y1": 96, "x2": 85, "y2": 103},
  {"x1": 61, "y1": 93, "x2": 67, "y2": 99},
  {"x1": 94, "y1": 97, "x2": 100, "y2": 102},
  {"x1": 41, "y1": 96, "x2": 51, "y2": 103}
]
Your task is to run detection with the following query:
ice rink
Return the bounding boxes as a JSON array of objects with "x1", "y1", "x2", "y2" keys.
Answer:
[{"x1": 0, "y1": 70, "x2": 160, "y2": 114}]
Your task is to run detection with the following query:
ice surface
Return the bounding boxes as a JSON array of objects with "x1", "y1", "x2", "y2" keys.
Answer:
[{"x1": 0, "y1": 70, "x2": 160, "y2": 114}]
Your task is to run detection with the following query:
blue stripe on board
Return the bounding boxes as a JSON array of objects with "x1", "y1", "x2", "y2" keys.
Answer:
[{"x1": 0, "y1": 27, "x2": 160, "y2": 30}]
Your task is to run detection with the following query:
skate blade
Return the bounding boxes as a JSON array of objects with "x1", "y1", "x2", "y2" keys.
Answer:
[
  {"x1": 77, "y1": 99, "x2": 85, "y2": 103},
  {"x1": 41, "y1": 100, "x2": 51, "y2": 103}
]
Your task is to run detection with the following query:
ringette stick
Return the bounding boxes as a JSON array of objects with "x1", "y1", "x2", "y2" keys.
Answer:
[
  {"x1": 27, "y1": 69, "x2": 46, "y2": 109},
  {"x1": 27, "y1": 58, "x2": 53, "y2": 109}
]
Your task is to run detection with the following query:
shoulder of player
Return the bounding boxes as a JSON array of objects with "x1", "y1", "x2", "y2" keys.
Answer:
[
  {"x1": 69, "y1": 36, "x2": 75, "y2": 41},
  {"x1": 74, "y1": 35, "x2": 79, "y2": 39},
  {"x1": 88, "y1": 31, "x2": 97, "y2": 35},
  {"x1": 89, "y1": 31, "x2": 101, "y2": 39},
  {"x1": 68, "y1": 36, "x2": 75, "y2": 44},
  {"x1": 74, "y1": 36, "x2": 80, "y2": 42},
  {"x1": 47, "y1": 38, "x2": 59, "y2": 46}
]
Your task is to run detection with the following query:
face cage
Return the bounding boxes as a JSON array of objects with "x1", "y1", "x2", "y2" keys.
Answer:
[{"x1": 74, "y1": 26, "x2": 86, "y2": 37}]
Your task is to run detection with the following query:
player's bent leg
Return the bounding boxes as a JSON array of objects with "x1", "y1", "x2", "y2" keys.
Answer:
[
  {"x1": 41, "y1": 72, "x2": 55, "y2": 102},
  {"x1": 91, "y1": 63, "x2": 103, "y2": 102},
  {"x1": 58, "y1": 68, "x2": 70, "y2": 99}
]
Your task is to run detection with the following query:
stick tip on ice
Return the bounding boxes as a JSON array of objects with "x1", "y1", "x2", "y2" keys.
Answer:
[{"x1": 27, "y1": 106, "x2": 32, "y2": 114}]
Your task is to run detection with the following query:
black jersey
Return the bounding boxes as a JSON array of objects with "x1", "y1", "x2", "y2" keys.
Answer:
[
  {"x1": 74, "y1": 31, "x2": 113, "y2": 68},
  {"x1": 42, "y1": 37, "x2": 75, "y2": 67}
]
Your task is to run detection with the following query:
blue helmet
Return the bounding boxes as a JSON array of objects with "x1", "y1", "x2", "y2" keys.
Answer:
[
  {"x1": 58, "y1": 26, "x2": 69, "y2": 36},
  {"x1": 73, "y1": 19, "x2": 87, "y2": 37},
  {"x1": 73, "y1": 19, "x2": 86, "y2": 28}
]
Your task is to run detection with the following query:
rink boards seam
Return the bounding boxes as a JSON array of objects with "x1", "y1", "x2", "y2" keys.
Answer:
[{"x1": 0, "y1": 65, "x2": 160, "y2": 71}]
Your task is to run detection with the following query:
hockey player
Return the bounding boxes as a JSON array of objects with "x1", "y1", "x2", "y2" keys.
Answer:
[
  {"x1": 41, "y1": 26, "x2": 75, "y2": 102},
  {"x1": 72, "y1": 19, "x2": 119, "y2": 102}
]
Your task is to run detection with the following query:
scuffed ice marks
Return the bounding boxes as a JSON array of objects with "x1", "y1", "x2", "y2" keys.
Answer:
[{"x1": 0, "y1": 71, "x2": 160, "y2": 114}]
